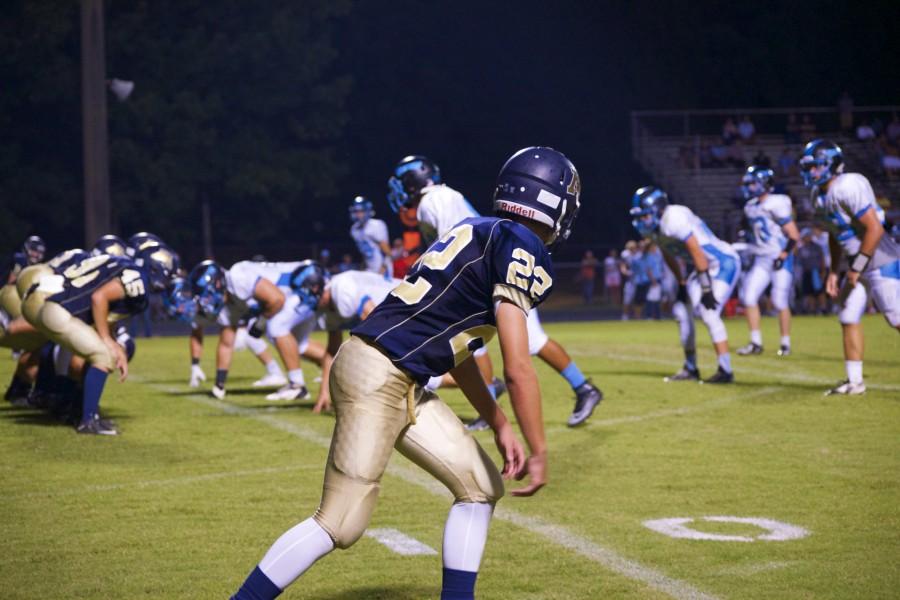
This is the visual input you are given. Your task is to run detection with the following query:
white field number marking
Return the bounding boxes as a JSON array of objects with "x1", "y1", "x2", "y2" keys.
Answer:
[
  {"x1": 643, "y1": 516, "x2": 810, "y2": 542},
  {"x1": 365, "y1": 528, "x2": 438, "y2": 556}
]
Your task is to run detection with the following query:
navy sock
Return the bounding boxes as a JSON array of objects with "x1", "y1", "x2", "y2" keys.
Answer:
[
  {"x1": 82, "y1": 367, "x2": 108, "y2": 422},
  {"x1": 216, "y1": 369, "x2": 228, "y2": 388},
  {"x1": 560, "y1": 362, "x2": 587, "y2": 389},
  {"x1": 232, "y1": 566, "x2": 282, "y2": 600},
  {"x1": 441, "y1": 568, "x2": 477, "y2": 600}
]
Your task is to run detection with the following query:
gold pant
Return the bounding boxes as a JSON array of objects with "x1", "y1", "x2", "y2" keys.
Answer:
[
  {"x1": 314, "y1": 336, "x2": 504, "y2": 549},
  {"x1": 21, "y1": 266, "x2": 114, "y2": 372}
]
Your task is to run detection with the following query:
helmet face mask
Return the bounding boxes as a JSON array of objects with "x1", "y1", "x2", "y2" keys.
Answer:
[
  {"x1": 492, "y1": 146, "x2": 581, "y2": 252},
  {"x1": 630, "y1": 186, "x2": 668, "y2": 237},
  {"x1": 162, "y1": 277, "x2": 197, "y2": 323},
  {"x1": 189, "y1": 261, "x2": 227, "y2": 317},
  {"x1": 387, "y1": 155, "x2": 441, "y2": 213},
  {"x1": 135, "y1": 245, "x2": 180, "y2": 293},
  {"x1": 800, "y1": 139, "x2": 843, "y2": 188}
]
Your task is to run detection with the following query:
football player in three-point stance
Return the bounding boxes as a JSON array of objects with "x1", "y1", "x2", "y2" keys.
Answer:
[
  {"x1": 736, "y1": 166, "x2": 801, "y2": 357},
  {"x1": 15, "y1": 242, "x2": 179, "y2": 434},
  {"x1": 188, "y1": 260, "x2": 331, "y2": 407},
  {"x1": 232, "y1": 146, "x2": 579, "y2": 600},
  {"x1": 2, "y1": 235, "x2": 46, "y2": 285},
  {"x1": 387, "y1": 154, "x2": 602, "y2": 428},
  {"x1": 349, "y1": 195, "x2": 393, "y2": 276},
  {"x1": 631, "y1": 186, "x2": 741, "y2": 383},
  {"x1": 800, "y1": 139, "x2": 900, "y2": 395}
]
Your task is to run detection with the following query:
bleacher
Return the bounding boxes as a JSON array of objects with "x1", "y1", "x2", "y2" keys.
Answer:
[{"x1": 631, "y1": 106, "x2": 900, "y2": 239}]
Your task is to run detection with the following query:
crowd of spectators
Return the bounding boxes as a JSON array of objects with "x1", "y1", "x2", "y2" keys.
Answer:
[{"x1": 856, "y1": 113, "x2": 900, "y2": 179}]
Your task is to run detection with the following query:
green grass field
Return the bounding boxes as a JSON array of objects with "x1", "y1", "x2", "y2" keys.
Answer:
[{"x1": 2, "y1": 315, "x2": 899, "y2": 599}]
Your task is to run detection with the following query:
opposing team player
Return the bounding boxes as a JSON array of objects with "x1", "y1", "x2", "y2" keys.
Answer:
[
  {"x1": 17, "y1": 243, "x2": 178, "y2": 434},
  {"x1": 736, "y1": 166, "x2": 801, "y2": 356},
  {"x1": 800, "y1": 139, "x2": 900, "y2": 394},
  {"x1": 231, "y1": 146, "x2": 579, "y2": 600},
  {"x1": 631, "y1": 186, "x2": 740, "y2": 383},
  {"x1": 349, "y1": 196, "x2": 392, "y2": 276},
  {"x1": 388, "y1": 154, "x2": 602, "y2": 427},
  {"x1": 188, "y1": 260, "x2": 330, "y2": 407},
  {"x1": 2, "y1": 235, "x2": 46, "y2": 285}
]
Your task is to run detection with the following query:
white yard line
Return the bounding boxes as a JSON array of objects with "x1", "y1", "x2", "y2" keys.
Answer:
[
  {"x1": 11, "y1": 463, "x2": 317, "y2": 500},
  {"x1": 167, "y1": 387, "x2": 719, "y2": 600},
  {"x1": 546, "y1": 386, "x2": 781, "y2": 435},
  {"x1": 572, "y1": 349, "x2": 900, "y2": 392},
  {"x1": 365, "y1": 528, "x2": 438, "y2": 556}
]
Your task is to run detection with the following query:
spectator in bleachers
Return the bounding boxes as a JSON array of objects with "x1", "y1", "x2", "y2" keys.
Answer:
[
  {"x1": 797, "y1": 228, "x2": 827, "y2": 315},
  {"x1": 738, "y1": 115, "x2": 756, "y2": 144},
  {"x1": 722, "y1": 117, "x2": 739, "y2": 145},
  {"x1": 785, "y1": 113, "x2": 801, "y2": 144},
  {"x1": 578, "y1": 250, "x2": 598, "y2": 305},
  {"x1": 337, "y1": 253, "x2": 354, "y2": 273},
  {"x1": 799, "y1": 114, "x2": 816, "y2": 139},
  {"x1": 886, "y1": 113, "x2": 900, "y2": 143},
  {"x1": 777, "y1": 148, "x2": 797, "y2": 178},
  {"x1": 752, "y1": 148, "x2": 771, "y2": 169},
  {"x1": 856, "y1": 120, "x2": 876, "y2": 141},
  {"x1": 390, "y1": 238, "x2": 409, "y2": 278},
  {"x1": 837, "y1": 91, "x2": 854, "y2": 131}
]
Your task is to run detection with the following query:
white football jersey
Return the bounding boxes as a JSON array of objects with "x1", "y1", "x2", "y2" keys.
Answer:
[
  {"x1": 820, "y1": 173, "x2": 898, "y2": 270},
  {"x1": 225, "y1": 260, "x2": 302, "y2": 313},
  {"x1": 320, "y1": 270, "x2": 400, "y2": 331},
  {"x1": 350, "y1": 218, "x2": 390, "y2": 275},
  {"x1": 658, "y1": 205, "x2": 739, "y2": 275},
  {"x1": 417, "y1": 184, "x2": 479, "y2": 243},
  {"x1": 744, "y1": 193, "x2": 793, "y2": 257}
]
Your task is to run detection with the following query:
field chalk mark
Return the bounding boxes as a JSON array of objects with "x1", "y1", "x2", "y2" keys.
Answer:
[{"x1": 365, "y1": 528, "x2": 438, "y2": 556}]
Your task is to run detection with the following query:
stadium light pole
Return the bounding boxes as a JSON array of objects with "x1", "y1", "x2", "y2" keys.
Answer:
[{"x1": 81, "y1": 0, "x2": 111, "y2": 246}]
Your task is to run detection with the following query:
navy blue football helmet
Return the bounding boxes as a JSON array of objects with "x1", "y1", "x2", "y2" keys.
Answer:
[
  {"x1": 162, "y1": 276, "x2": 197, "y2": 323},
  {"x1": 630, "y1": 186, "x2": 669, "y2": 237},
  {"x1": 189, "y1": 260, "x2": 227, "y2": 317},
  {"x1": 349, "y1": 196, "x2": 374, "y2": 223},
  {"x1": 134, "y1": 243, "x2": 181, "y2": 293},
  {"x1": 127, "y1": 231, "x2": 165, "y2": 256},
  {"x1": 289, "y1": 260, "x2": 330, "y2": 310},
  {"x1": 741, "y1": 166, "x2": 775, "y2": 200},
  {"x1": 92, "y1": 234, "x2": 130, "y2": 257},
  {"x1": 22, "y1": 235, "x2": 46, "y2": 265},
  {"x1": 799, "y1": 139, "x2": 844, "y2": 188},
  {"x1": 387, "y1": 155, "x2": 441, "y2": 213},
  {"x1": 493, "y1": 146, "x2": 581, "y2": 250}
]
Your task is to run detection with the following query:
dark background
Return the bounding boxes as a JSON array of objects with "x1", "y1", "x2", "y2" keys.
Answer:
[{"x1": 2, "y1": 0, "x2": 899, "y2": 261}]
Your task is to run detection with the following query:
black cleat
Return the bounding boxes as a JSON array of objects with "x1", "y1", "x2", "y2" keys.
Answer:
[
  {"x1": 76, "y1": 414, "x2": 118, "y2": 436},
  {"x1": 567, "y1": 381, "x2": 603, "y2": 427},
  {"x1": 702, "y1": 367, "x2": 734, "y2": 384},
  {"x1": 736, "y1": 342, "x2": 763, "y2": 356},
  {"x1": 664, "y1": 366, "x2": 700, "y2": 382}
]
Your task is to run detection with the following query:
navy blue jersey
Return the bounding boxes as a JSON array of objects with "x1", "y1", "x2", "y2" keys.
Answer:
[
  {"x1": 353, "y1": 217, "x2": 554, "y2": 384},
  {"x1": 1, "y1": 252, "x2": 28, "y2": 282},
  {"x1": 48, "y1": 249, "x2": 91, "y2": 273},
  {"x1": 48, "y1": 254, "x2": 149, "y2": 323}
]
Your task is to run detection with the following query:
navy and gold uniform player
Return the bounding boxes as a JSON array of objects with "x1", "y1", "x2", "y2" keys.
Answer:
[
  {"x1": 17, "y1": 243, "x2": 178, "y2": 434},
  {"x1": 801, "y1": 139, "x2": 900, "y2": 394},
  {"x1": 387, "y1": 154, "x2": 602, "y2": 428},
  {"x1": 2, "y1": 235, "x2": 46, "y2": 285},
  {"x1": 232, "y1": 147, "x2": 581, "y2": 600}
]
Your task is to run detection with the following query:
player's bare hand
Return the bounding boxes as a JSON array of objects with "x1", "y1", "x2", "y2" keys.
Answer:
[
  {"x1": 825, "y1": 272, "x2": 839, "y2": 298},
  {"x1": 493, "y1": 421, "x2": 525, "y2": 479},
  {"x1": 105, "y1": 338, "x2": 128, "y2": 382},
  {"x1": 312, "y1": 395, "x2": 331, "y2": 414},
  {"x1": 511, "y1": 452, "x2": 547, "y2": 497}
]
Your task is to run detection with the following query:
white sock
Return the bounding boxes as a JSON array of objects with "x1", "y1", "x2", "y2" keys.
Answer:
[
  {"x1": 442, "y1": 502, "x2": 493, "y2": 572},
  {"x1": 266, "y1": 360, "x2": 283, "y2": 376},
  {"x1": 845, "y1": 360, "x2": 863, "y2": 384},
  {"x1": 718, "y1": 352, "x2": 732, "y2": 373},
  {"x1": 288, "y1": 369, "x2": 306, "y2": 386},
  {"x1": 426, "y1": 375, "x2": 443, "y2": 392},
  {"x1": 780, "y1": 336, "x2": 791, "y2": 348},
  {"x1": 258, "y1": 517, "x2": 334, "y2": 589},
  {"x1": 750, "y1": 330, "x2": 762, "y2": 346}
]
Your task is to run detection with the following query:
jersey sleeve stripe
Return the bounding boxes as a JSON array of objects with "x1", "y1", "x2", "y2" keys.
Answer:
[
  {"x1": 854, "y1": 205, "x2": 873, "y2": 219},
  {"x1": 356, "y1": 295, "x2": 371, "y2": 317}
]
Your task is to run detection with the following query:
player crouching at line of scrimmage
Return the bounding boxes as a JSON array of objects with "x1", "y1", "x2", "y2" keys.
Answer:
[
  {"x1": 630, "y1": 186, "x2": 740, "y2": 383},
  {"x1": 231, "y1": 147, "x2": 580, "y2": 600}
]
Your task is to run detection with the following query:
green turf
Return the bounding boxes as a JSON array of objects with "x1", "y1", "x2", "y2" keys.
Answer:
[{"x1": 2, "y1": 315, "x2": 898, "y2": 599}]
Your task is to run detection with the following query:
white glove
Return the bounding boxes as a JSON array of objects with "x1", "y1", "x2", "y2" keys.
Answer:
[{"x1": 189, "y1": 364, "x2": 206, "y2": 388}]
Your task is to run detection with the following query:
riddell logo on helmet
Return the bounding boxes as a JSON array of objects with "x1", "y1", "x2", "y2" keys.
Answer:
[{"x1": 496, "y1": 200, "x2": 536, "y2": 219}]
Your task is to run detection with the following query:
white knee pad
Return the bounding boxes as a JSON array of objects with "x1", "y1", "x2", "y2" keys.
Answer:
[
  {"x1": 739, "y1": 263, "x2": 771, "y2": 308},
  {"x1": 526, "y1": 308, "x2": 548, "y2": 356},
  {"x1": 701, "y1": 310, "x2": 728, "y2": 344},
  {"x1": 838, "y1": 283, "x2": 867, "y2": 325},
  {"x1": 770, "y1": 267, "x2": 793, "y2": 312},
  {"x1": 245, "y1": 333, "x2": 267, "y2": 356}
]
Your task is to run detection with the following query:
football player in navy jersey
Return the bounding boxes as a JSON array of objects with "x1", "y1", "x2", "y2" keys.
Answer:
[
  {"x1": 2, "y1": 235, "x2": 46, "y2": 285},
  {"x1": 14, "y1": 243, "x2": 179, "y2": 434},
  {"x1": 231, "y1": 147, "x2": 580, "y2": 600}
]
